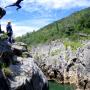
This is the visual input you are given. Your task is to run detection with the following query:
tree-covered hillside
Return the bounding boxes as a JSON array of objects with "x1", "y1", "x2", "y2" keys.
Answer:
[{"x1": 16, "y1": 7, "x2": 90, "y2": 45}]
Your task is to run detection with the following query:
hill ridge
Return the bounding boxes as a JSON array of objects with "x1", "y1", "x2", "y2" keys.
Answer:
[{"x1": 17, "y1": 7, "x2": 90, "y2": 45}]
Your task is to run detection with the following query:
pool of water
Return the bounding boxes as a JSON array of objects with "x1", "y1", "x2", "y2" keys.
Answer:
[{"x1": 49, "y1": 80, "x2": 75, "y2": 90}]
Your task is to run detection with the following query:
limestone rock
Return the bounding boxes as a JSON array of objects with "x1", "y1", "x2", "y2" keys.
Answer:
[
  {"x1": 12, "y1": 42, "x2": 27, "y2": 56},
  {"x1": 9, "y1": 57, "x2": 49, "y2": 90},
  {"x1": 0, "y1": 69, "x2": 10, "y2": 90},
  {"x1": 0, "y1": 40, "x2": 49, "y2": 90}
]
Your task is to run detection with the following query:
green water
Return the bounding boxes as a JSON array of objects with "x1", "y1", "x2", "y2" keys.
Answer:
[{"x1": 49, "y1": 81, "x2": 75, "y2": 90}]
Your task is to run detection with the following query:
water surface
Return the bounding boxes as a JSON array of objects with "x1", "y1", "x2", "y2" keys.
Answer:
[{"x1": 49, "y1": 80, "x2": 75, "y2": 90}]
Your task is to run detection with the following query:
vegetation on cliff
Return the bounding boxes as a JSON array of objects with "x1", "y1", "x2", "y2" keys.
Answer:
[{"x1": 17, "y1": 7, "x2": 90, "y2": 46}]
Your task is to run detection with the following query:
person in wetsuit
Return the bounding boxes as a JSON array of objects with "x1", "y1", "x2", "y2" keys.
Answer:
[
  {"x1": 6, "y1": 21, "x2": 13, "y2": 43},
  {"x1": 5, "y1": 0, "x2": 23, "y2": 10}
]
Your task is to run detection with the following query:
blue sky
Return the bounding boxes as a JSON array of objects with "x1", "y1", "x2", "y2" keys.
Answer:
[{"x1": 0, "y1": 0, "x2": 90, "y2": 37}]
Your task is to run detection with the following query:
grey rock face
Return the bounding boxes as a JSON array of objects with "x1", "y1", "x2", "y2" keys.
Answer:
[
  {"x1": 77, "y1": 42, "x2": 90, "y2": 75},
  {"x1": 31, "y1": 40, "x2": 90, "y2": 89},
  {"x1": 0, "y1": 41, "x2": 49, "y2": 90},
  {"x1": 9, "y1": 57, "x2": 48, "y2": 90},
  {"x1": 1, "y1": 38, "x2": 90, "y2": 90},
  {"x1": 9, "y1": 42, "x2": 48, "y2": 90},
  {"x1": 0, "y1": 69, "x2": 10, "y2": 90},
  {"x1": 0, "y1": 41, "x2": 11, "y2": 53},
  {"x1": 12, "y1": 42, "x2": 28, "y2": 56}
]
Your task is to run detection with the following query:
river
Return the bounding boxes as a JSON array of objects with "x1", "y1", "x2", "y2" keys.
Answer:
[{"x1": 49, "y1": 80, "x2": 75, "y2": 90}]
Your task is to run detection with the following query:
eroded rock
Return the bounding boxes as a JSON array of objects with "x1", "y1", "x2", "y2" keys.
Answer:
[{"x1": 9, "y1": 57, "x2": 48, "y2": 90}]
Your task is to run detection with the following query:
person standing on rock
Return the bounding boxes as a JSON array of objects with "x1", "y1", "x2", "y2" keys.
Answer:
[{"x1": 6, "y1": 21, "x2": 13, "y2": 43}]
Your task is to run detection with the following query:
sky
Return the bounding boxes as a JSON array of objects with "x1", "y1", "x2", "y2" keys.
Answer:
[{"x1": 0, "y1": 0, "x2": 90, "y2": 37}]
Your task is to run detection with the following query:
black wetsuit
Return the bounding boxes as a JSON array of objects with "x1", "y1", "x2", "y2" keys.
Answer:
[
  {"x1": 5, "y1": 0, "x2": 23, "y2": 10},
  {"x1": 6, "y1": 24, "x2": 13, "y2": 43}
]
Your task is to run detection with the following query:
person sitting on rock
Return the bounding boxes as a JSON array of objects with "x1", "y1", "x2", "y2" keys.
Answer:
[
  {"x1": 5, "y1": 0, "x2": 24, "y2": 11},
  {"x1": 6, "y1": 21, "x2": 13, "y2": 43}
]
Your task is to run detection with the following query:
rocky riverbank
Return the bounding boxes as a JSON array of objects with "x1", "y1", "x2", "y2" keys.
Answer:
[
  {"x1": 0, "y1": 38, "x2": 90, "y2": 90},
  {"x1": 0, "y1": 41, "x2": 49, "y2": 90}
]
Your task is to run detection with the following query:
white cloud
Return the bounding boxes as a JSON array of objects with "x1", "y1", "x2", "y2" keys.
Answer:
[
  {"x1": 1, "y1": 0, "x2": 90, "y2": 37},
  {"x1": 12, "y1": 25, "x2": 37, "y2": 37},
  {"x1": 11, "y1": 18, "x2": 52, "y2": 37},
  {"x1": 16, "y1": 18, "x2": 53, "y2": 27},
  {"x1": 1, "y1": 0, "x2": 90, "y2": 11},
  {"x1": 0, "y1": 16, "x2": 53, "y2": 37},
  {"x1": 21, "y1": 0, "x2": 90, "y2": 11},
  {"x1": 1, "y1": 20, "x2": 38, "y2": 37},
  {"x1": 0, "y1": 0, "x2": 16, "y2": 7}
]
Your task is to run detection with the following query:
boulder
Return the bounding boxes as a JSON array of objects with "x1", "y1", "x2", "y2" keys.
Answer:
[
  {"x1": 0, "y1": 40, "x2": 13, "y2": 66},
  {"x1": 9, "y1": 57, "x2": 49, "y2": 90},
  {"x1": 77, "y1": 42, "x2": 90, "y2": 75},
  {"x1": 0, "y1": 41, "x2": 11, "y2": 53},
  {"x1": 12, "y1": 42, "x2": 27, "y2": 56},
  {"x1": 0, "y1": 69, "x2": 10, "y2": 90},
  {"x1": 0, "y1": 40, "x2": 49, "y2": 90}
]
